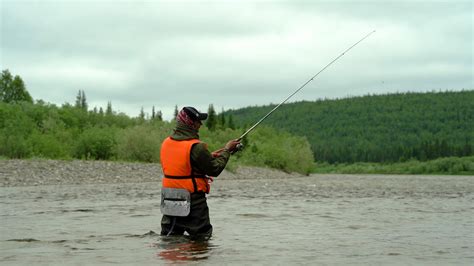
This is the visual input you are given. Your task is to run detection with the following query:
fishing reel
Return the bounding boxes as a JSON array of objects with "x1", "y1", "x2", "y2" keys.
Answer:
[{"x1": 231, "y1": 143, "x2": 244, "y2": 154}]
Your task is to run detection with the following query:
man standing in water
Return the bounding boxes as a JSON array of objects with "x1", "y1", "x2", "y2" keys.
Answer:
[{"x1": 160, "y1": 106, "x2": 240, "y2": 238}]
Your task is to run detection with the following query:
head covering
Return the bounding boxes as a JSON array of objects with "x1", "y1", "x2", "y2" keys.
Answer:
[{"x1": 176, "y1": 107, "x2": 207, "y2": 129}]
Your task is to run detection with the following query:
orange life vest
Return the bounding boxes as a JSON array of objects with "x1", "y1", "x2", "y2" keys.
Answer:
[{"x1": 160, "y1": 137, "x2": 209, "y2": 193}]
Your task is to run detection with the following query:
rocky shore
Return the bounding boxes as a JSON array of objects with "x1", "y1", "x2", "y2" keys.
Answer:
[{"x1": 0, "y1": 159, "x2": 305, "y2": 187}]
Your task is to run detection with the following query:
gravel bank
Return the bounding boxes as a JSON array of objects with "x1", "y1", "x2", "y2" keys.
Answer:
[{"x1": 0, "y1": 159, "x2": 305, "y2": 187}]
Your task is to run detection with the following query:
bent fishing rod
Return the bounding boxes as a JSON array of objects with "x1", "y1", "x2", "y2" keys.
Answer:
[{"x1": 236, "y1": 30, "x2": 376, "y2": 145}]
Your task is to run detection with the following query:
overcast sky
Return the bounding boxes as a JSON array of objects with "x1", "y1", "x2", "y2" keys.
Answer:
[{"x1": 1, "y1": 0, "x2": 472, "y2": 120}]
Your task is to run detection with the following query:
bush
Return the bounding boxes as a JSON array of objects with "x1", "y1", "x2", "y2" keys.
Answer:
[
  {"x1": 232, "y1": 127, "x2": 315, "y2": 175},
  {"x1": 115, "y1": 121, "x2": 174, "y2": 162},
  {"x1": 74, "y1": 126, "x2": 118, "y2": 160},
  {"x1": 28, "y1": 132, "x2": 71, "y2": 159},
  {"x1": 0, "y1": 102, "x2": 36, "y2": 158}
]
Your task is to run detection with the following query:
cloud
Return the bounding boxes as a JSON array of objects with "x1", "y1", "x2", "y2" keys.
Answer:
[{"x1": 1, "y1": 0, "x2": 472, "y2": 120}]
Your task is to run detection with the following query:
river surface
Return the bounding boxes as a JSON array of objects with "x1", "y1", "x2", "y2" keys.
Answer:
[{"x1": 1, "y1": 175, "x2": 473, "y2": 265}]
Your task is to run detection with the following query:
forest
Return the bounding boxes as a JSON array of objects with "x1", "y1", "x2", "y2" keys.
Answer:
[
  {"x1": 228, "y1": 90, "x2": 474, "y2": 164},
  {"x1": 1, "y1": 69, "x2": 473, "y2": 175}
]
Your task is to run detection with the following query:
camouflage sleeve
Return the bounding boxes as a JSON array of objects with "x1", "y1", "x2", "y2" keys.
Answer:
[{"x1": 190, "y1": 142, "x2": 231, "y2": 177}]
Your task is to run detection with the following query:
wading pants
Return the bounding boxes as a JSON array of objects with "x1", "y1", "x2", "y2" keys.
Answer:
[{"x1": 161, "y1": 192, "x2": 212, "y2": 238}]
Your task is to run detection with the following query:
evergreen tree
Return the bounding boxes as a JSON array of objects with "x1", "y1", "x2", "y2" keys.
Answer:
[
  {"x1": 218, "y1": 108, "x2": 226, "y2": 128},
  {"x1": 0, "y1": 69, "x2": 33, "y2": 103},
  {"x1": 206, "y1": 104, "x2": 217, "y2": 131},
  {"x1": 81, "y1": 90, "x2": 88, "y2": 111},
  {"x1": 99, "y1": 107, "x2": 104, "y2": 116},
  {"x1": 106, "y1": 101, "x2": 113, "y2": 115},
  {"x1": 227, "y1": 114, "x2": 236, "y2": 129},
  {"x1": 139, "y1": 107, "x2": 145, "y2": 121},
  {"x1": 75, "y1": 90, "x2": 87, "y2": 110},
  {"x1": 152, "y1": 106, "x2": 156, "y2": 119},
  {"x1": 173, "y1": 105, "x2": 178, "y2": 120},
  {"x1": 75, "y1": 90, "x2": 82, "y2": 108},
  {"x1": 156, "y1": 110, "x2": 163, "y2": 121}
]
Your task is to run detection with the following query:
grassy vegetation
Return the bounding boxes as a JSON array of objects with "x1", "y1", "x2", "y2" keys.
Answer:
[{"x1": 313, "y1": 156, "x2": 474, "y2": 175}]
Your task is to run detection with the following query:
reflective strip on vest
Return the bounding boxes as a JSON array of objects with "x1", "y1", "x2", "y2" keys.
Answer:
[{"x1": 160, "y1": 137, "x2": 209, "y2": 193}]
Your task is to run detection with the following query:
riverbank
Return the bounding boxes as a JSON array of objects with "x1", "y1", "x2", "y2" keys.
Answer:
[
  {"x1": 313, "y1": 156, "x2": 474, "y2": 175},
  {"x1": 0, "y1": 159, "x2": 305, "y2": 187}
]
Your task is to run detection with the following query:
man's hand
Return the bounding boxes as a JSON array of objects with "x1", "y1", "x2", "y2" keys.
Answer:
[{"x1": 225, "y1": 139, "x2": 241, "y2": 153}]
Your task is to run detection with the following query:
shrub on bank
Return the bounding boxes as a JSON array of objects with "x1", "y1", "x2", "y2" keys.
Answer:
[
  {"x1": 74, "y1": 126, "x2": 118, "y2": 160},
  {"x1": 115, "y1": 121, "x2": 174, "y2": 163}
]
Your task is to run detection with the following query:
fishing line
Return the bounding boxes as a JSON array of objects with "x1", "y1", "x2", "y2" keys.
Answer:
[{"x1": 237, "y1": 30, "x2": 376, "y2": 141}]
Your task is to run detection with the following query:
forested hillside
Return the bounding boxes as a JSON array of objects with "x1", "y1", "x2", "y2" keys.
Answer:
[{"x1": 228, "y1": 91, "x2": 474, "y2": 163}]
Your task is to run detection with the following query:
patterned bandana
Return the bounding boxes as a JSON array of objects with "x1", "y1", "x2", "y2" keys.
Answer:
[{"x1": 177, "y1": 109, "x2": 198, "y2": 129}]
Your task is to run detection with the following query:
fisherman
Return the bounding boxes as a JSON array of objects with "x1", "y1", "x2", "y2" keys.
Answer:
[{"x1": 160, "y1": 106, "x2": 240, "y2": 238}]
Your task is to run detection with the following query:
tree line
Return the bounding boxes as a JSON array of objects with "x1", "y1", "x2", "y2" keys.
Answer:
[
  {"x1": 227, "y1": 90, "x2": 474, "y2": 164},
  {"x1": 0, "y1": 69, "x2": 315, "y2": 174}
]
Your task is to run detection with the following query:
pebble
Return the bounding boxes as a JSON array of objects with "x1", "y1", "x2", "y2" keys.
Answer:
[{"x1": 0, "y1": 159, "x2": 303, "y2": 187}]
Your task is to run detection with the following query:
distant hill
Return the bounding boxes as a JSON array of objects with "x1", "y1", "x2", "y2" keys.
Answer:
[{"x1": 227, "y1": 91, "x2": 474, "y2": 163}]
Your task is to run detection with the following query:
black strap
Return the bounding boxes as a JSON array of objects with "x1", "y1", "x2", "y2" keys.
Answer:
[
  {"x1": 164, "y1": 175, "x2": 207, "y2": 179},
  {"x1": 191, "y1": 177, "x2": 198, "y2": 193},
  {"x1": 164, "y1": 174, "x2": 207, "y2": 193}
]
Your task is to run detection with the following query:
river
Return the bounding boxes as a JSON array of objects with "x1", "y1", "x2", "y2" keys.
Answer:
[{"x1": 1, "y1": 175, "x2": 473, "y2": 265}]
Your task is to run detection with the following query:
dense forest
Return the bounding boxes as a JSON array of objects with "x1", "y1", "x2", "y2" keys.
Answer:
[{"x1": 228, "y1": 91, "x2": 474, "y2": 164}]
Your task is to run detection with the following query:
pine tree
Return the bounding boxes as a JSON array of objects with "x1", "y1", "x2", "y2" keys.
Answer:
[
  {"x1": 156, "y1": 110, "x2": 163, "y2": 121},
  {"x1": 206, "y1": 104, "x2": 217, "y2": 131},
  {"x1": 218, "y1": 108, "x2": 226, "y2": 128},
  {"x1": 74, "y1": 90, "x2": 87, "y2": 110},
  {"x1": 152, "y1": 106, "x2": 156, "y2": 119},
  {"x1": 139, "y1": 107, "x2": 145, "y2": 121},
  {"x1": 75, "y1": 90, "x2": 82, "y2": 108},
  {"x1": 81, "y1": 90, "x2": 88, "y2": 111},
  {"x1": 173, "y1": 105, "x2": 179, "y2": 120},
  {"x1": 106, "y1": 101, "x2": 113, "y2": 115},
  {"x1": 227, "y1": 114, "x2": 235, "y2": 129}
]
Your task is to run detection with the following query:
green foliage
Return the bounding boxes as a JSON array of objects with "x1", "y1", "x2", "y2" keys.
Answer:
[
  {"x1": 0, "y1": 101, "x2": 136, "y2": 160},
  {"x1": 115, "y1": 121, "x2": 174, "y2": 162},
  {"x1": 227, "y1": 114, "x2": 235, "y2": 129},
  {"x1": 217, "y1": 108, "x2": 226, "y2": 129},
  {"x1": 106, "y1": 101, "x2": 113, "y2": 115},
  {"x1": 28, "y1": 132, "x2": 71, "y2": 159},
  {"x1": 206, "y1": 104, "x2": 217, "y2": 131},
  {"x1": 200, "y1": 126, "x2": 315, "y2": 175},
  {"x1": 228, "y1": 91, "x2": 474, "y2": 164},
  {"x1": 1, "y1": 69, "x2": 33, "y2": 103},
  {"x1": 4, "y1": 85, "x2": 471, "y2": 175},
  {"x1": 0, "y1": 102, "x2": 36, "y2": 158},
  {"x1": 151, "y1": 106, "x2": 163, "y2": 121},
  {"x1": 74, "y1": 126, "x2": 118, "y2": 160},
  {"x1": 313, "y1": 156, "x2": 474, "y2": 175},
  {"x1": 173, "y1": 105, "x2": 178, "y2": 120},
  {"x1": 75, "y1": 90, "x2": 88, "y2": 111}
]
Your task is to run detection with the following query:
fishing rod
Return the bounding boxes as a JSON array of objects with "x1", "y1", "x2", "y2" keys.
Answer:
[{"x1": 236, "y1": 30, "x2": 376, "y2": 144}]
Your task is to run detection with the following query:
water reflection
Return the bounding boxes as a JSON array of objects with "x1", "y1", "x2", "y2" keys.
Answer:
[{"x1": 156, "y1": 236, "x2": 213, "y2": 262}]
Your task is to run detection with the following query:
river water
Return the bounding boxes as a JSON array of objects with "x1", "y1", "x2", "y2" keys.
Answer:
[{"x1": 1, "y1": 175, "x2": 473, "y2": 265}]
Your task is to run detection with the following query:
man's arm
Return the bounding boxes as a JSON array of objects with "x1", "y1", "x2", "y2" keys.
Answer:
[{"x1": 190, "y1": 143, "x2": 231, "y2": 177}]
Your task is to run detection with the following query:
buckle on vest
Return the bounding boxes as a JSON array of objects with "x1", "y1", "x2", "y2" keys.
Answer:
[{"x1": 160, "y1": 188, "x2": 191, "y2": 217}]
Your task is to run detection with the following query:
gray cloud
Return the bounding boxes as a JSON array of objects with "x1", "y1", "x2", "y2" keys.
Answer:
[{"x1": 1, "y1": 0, "x2": 472, "y2": 120}]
